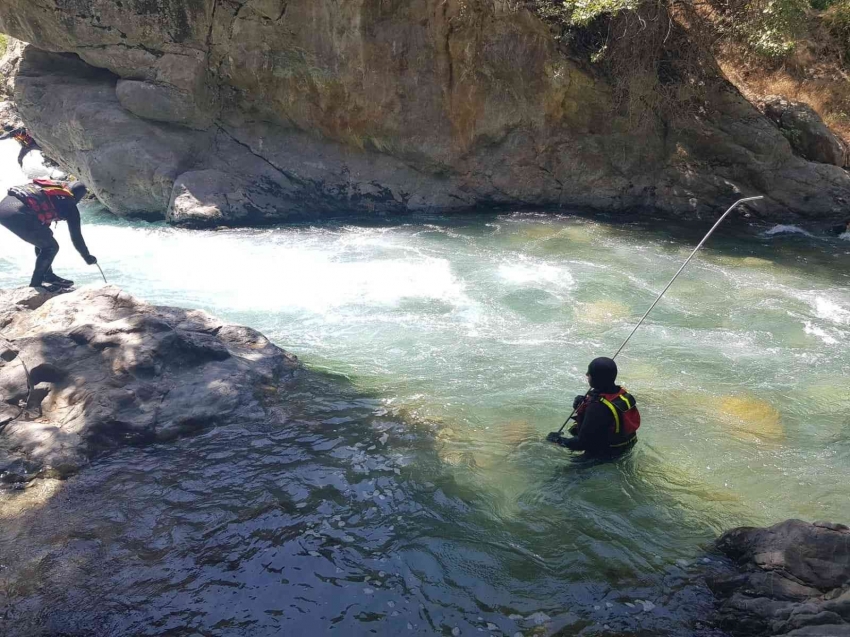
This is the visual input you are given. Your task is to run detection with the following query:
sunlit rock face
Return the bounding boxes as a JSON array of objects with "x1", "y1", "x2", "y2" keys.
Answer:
[{"x1": 1, "y1": 1, "x2": 850, "y2": 226}]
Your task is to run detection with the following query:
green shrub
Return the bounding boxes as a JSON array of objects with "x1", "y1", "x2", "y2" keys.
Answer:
[
  {"x1": 0, "y1": 33, "x2": 8, "y2": 58},
  {"x1": 824, "y1": 0, "x2": 850, "y2": 59},
  {"x1": 740, "y1": 0, "x2": 808, "y2": 57}
]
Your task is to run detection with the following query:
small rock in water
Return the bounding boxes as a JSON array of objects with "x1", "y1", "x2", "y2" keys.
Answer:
[
  {"x1": 387, "y1": 601, "x2": 395, "y2": 608},
  {"x1": 487, "y1": 622, "x2": 498, "y2": 631},
  {"x1": 308, "y1": 551, "x2": 320, "y2": 557},
  {"x1": 407, "y1": 623, "x2": 413, "y2": 630},
  {"x1": 605, "y1": 602, "x2": 613, "y2": 608},
  {"x1": 625, "y1": 602, "x2": 635, "y2": 608},
  {"x1": 526, "y1": 612, "x2": 550, "y2": 625},
  {"x1": 508, "y1": 614, "x2": 523, "y2": 621},
  {"x1": 452, "y1": 627, "x2": 461, "y2": 636},
  {"x1": 638, "y1": 600, "x2": 656, "y2": 612},
  {"x1": 593, "y1": 605, "x2": 601, "y2": 610},
  {"x1": 363, "y1": 587, "x2": 374, "y2": 594},
  {"x1": 380, "y1": 433, "x2": 389, "y2": 445}
]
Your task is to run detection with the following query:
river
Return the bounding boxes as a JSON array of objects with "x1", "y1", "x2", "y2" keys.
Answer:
[{"x1": 1, "y1": 141, "x2": 848, "y2": 635}]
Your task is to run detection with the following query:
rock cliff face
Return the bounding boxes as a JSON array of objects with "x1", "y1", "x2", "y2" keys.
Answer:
[
  {"x1": 1, "y1": 0, "x2": 849, "y2": 226},
  {"x1": 0, "y1": 286, "x2": 298, "y2": 480}
]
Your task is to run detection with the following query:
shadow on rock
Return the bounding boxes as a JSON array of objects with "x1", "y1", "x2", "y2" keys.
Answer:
[{"x1": 0, "y1": 285, "x2": 299, "y2": 481}]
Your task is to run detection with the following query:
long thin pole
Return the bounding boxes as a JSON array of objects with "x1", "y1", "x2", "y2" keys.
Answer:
[
  {"x1": 96, "y1": 264, "x2": 107, "y2": 284},
  {"x1": 553, "y1": 196, "x2": 763, "y2": 435}
]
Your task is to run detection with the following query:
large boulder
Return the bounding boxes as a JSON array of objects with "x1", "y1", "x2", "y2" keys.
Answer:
[
  {"x1": 0, "y1": 2, "x2": 849, "y2": 225},
  {"x1": 0, "y1": 285, "x2": 299, "y2": 480},
  {"x1": 711, "y1": 519, "x2": 850, "y2": 636},
  {"x1": 764, "y1": 96, "x2": 849, "y2": 168}
]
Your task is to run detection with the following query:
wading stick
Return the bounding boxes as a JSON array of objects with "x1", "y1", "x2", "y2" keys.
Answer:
[{"x1": 550, "y1": 196, "x2": 764, "y2": 437}]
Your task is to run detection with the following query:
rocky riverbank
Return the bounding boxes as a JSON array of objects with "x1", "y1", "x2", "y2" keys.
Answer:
[
  {"x1": 711, "y1": 519, "x2": 850, "y2": 636},
  {"x1": 1, "y1": 2, "x2": 849, "y2": 226},
  {"x1": 0, "y1": 285, "x2": 299, "y2": 482}
]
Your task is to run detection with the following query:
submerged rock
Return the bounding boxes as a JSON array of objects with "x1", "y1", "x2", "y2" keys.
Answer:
[
  {"x1": 711, "y1": 519, "x2": 850, "y2": 636},
  {"x1": 0, "y1": 285, "x2": 299, "y2": 479}
]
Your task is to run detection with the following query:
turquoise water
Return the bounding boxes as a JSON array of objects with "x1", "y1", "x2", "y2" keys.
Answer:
[{"x1": 1, "y1": 140, "x2": 849, "y2": 635}]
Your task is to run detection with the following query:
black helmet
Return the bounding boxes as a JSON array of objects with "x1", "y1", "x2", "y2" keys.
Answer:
[
  {"x1": 587, "y1": 357, "x2": 618, "y2": 392},
  {"x1": 68, "y1": 181, "x2": 88, "y2": 203}
]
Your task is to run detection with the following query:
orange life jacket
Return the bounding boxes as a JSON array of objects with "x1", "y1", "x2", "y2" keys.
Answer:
[
  {"x1": 12, "y1": 130, "x2": 35, "y2": 148},
  {"x1": 8, "y1": 179, "x2": 75, "y2": 225}
]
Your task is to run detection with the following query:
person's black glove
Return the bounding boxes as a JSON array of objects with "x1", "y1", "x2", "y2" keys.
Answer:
[
  {"x1": 546, "y1": 432, "x2": 562, "y2": 443},
  {"x1": 573, "y1": 394, "x2": 585, "y2": 410},
  {"x1": 84, "y1": 254, "x2": 97, "y2": 265}
]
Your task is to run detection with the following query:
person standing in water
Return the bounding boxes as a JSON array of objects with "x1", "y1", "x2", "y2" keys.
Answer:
[
  {"x1": 0, "y1": 179, "x2": 97, "y2": 289},
  {"x1": 549, "y1": 357, "x2": 640, "y2": 456}
]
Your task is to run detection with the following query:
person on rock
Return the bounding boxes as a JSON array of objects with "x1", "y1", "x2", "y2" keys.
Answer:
[
  {"x1": 0, "y1": 126, "x2": 42, "y2": 167},
  {"x1": 547, "y1": 357, "x2": 640, "y2": 456},
  {"x1": 0, "y1": 179, "x2": 97, "y2": 289}
]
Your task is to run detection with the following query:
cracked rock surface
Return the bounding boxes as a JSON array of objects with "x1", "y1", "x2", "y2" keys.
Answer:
[
  {"x1": 0, "y1": 285, "x2": 298, "y2": 480},
  {"x1": 1, "y1": 0, "x2": 849, "y2": 225},
  {"x1": 711, "y1": 519, "x2": 850, "y2": 636}
]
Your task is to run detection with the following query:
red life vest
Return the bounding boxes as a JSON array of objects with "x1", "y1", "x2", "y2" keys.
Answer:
[
  {"x1": 8, "y1": 179, "x2": 75, "y2": 225},
  {"x1": 576, "y1": 387, "x2": 640, "y2": 448}
]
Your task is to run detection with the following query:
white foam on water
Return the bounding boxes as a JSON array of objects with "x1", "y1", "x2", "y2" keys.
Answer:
[
  {"x1": 141, "y1": 229, "x2": 472, "y2": 314},
  {"x1": 497, "y1": 259, "x2": 574, "y2": 290},
  {"x1": 840, "y1": 232, "x2": 850, "y2": 242},
  {"x1": 803, "y1": 321, "x2": 839, "y2": 345},
  {"x1": 0, "y1": 140, "x2": 29, "y2": 191},
  {"x1": 0, "y1": 140, "x2": 66, "y2": 186},
  {"x1": 763, "y1": 224, "x2": 815, "y2": 237},
  {"x1": 813, "y1": 297, "x2": 850, "y2": 326}
]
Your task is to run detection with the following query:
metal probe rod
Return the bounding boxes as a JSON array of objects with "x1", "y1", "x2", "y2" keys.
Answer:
[
  {"x1": 96, "y1": 264, "x2": 107, "y2": 284},
  {"x1": 554, "y1": 196, "x2": 764, "y2": 434}
]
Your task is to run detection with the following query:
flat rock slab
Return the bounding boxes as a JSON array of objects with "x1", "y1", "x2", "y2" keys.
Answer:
[
  {"x1": 0, "y1": 285, "x2": 299, "y2": 480},
  {"x1": 712, "y1": 519, "x2": 850, "y2": 636}
]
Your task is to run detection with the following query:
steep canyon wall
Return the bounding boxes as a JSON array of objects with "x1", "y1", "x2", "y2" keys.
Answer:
[{"x1": 0, "y1": 0, "x2": 848, "y2": 226}]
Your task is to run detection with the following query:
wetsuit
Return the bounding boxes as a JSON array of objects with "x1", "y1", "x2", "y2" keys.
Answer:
[
  {"x1": 551, "y1": 357, "x2": 640, "y2": 457},
  {"x1": 0, "y1": 127, "x2": 40, "y2": 167},
  {"x1": 0, "y1": 182, "x2": 96, "y2": 287}
]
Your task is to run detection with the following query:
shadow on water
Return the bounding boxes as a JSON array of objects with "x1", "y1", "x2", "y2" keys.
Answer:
[{"x1": 0, "y1": 357, "x2": 737, "y2": 637}]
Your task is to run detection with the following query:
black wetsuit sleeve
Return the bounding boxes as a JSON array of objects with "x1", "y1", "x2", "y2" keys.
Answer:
[
  {"x1": 64, "y1": 204, "x2": 91, "y2": 258},
  {"x1": 563, "y1": 402, "x2": 610, "y2": 452}
]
